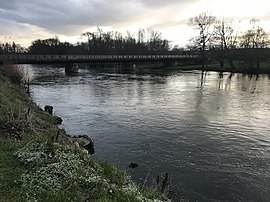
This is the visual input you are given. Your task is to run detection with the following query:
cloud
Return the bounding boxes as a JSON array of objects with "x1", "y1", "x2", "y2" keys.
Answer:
[
  {"x1": 138, "y1": 0, "x2": 198, "y2": 8},
  {"x1": 0, "y1": 0, "x2": 269, "y2": 47},
  {"x1": 0, "y1": 0, "x2": 146, "y2": 35},
  {"x1": 138, "y1": 0, "x2": 180, "y2": 8},
  {"x1": 0, "y1": 0, "x2": 17, "y2": 10},
  {"x1": 0, "y1": 0, "x2": 197, "y2": 36}
]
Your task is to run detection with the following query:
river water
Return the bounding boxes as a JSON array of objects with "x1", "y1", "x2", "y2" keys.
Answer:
[{"x1": 28, "y1": 64, "x2": 270, "y2": 201}]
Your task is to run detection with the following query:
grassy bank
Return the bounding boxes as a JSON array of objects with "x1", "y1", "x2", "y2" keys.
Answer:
[
  {"x1": 164, "y1": 63, "x2": 270, "y2": 74},
  {"x1": 0, "y1": 70, "x2": 170, "y2": 202}
]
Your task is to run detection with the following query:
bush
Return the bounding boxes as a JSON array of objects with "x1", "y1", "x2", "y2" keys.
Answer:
[
  {"x1": 0, "y1": 64, "x2": 33, "y2": 88},
  {"x1": 1, "y1": 64, "x2": 24, "y2": 84}
]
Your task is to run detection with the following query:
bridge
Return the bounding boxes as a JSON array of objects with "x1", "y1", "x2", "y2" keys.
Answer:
[
  {"x1": 0, "y1": 54, "x2": 199, "y2": 64},
  {"x1": 0, "y1": 53, "x2": 200, "y2": 73}
]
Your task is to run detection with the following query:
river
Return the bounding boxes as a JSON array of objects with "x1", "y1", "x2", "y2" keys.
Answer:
[{"x1": 28, "y1": 64, "x2": 270, "y2": 201}]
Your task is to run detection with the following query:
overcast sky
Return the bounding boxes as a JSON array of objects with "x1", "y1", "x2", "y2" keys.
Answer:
[{"x1": 0, "y1": 0, "x2": 269, "y2": 47}]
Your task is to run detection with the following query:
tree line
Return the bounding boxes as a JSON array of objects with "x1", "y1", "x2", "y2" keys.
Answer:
[
  {"x1": 0, "y1": 28, "x2": 170, "y2": 55},
  {"x1": 79, "y1": 28, "x2": 170, "y2": 54},
  {"x1": 188, "y1": 12, "x2": 270, "y2": 72},
  {"x1": 0, "y1": 42, "x2": 26, "y2": 54}
]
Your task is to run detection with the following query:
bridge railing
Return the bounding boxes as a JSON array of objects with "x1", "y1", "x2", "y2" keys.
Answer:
[{"x1": 0, "y1": 54, "x2": 199, "y2": 63}]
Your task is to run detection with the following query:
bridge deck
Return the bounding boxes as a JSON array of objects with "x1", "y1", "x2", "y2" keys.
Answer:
[{"x1": 0, "y1": 54, "x2": 199, "y2": 64}]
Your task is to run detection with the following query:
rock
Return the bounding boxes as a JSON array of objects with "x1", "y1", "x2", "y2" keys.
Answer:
[
  {"x1": 44, "y1": 105, "x2": 53, "y2": 115},
  {"x1": 44, "y1": 105, "x2": 63, "y2": 124},
  {"x1": 74, "y1": 141, "x2": 89, "y2": 154},
  {"x1": 72, "y1": 135, "x2": 95, "y2": 154},
  {"x1": 128, "y1": 162, "x2": 138, "y2": 168},
  {"x1": 54, "y1": 115, "x2": 63, "y2": 124},
  {"x1": 65, "y1": 63, "x2": 79, "y2": 74}
]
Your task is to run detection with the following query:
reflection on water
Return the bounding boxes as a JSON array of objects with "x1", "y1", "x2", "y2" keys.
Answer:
[{"x1": 29, "y1": 64, "x2": 270, "y2": 201}]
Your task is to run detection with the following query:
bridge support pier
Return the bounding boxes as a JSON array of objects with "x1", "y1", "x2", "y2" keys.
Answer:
[
  {"x1": 163, "y1": 61, "x2": 178, "y2": 67},
  {"x1": 65, "y1": 63, "x2": 79, "y2": 74}
]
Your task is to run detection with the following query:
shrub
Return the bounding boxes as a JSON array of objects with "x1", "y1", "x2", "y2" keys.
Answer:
[
  {"x1": 0, "y1": 64, "x2": 33, "y2": 89},
  {"x1": 1, "y1": 64, "x2": 23, "y2": 84}
]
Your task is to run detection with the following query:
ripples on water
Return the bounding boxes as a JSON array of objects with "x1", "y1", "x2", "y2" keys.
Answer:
[{"x1": 28, "y1": 64, "x2": 270, "y2": 201}]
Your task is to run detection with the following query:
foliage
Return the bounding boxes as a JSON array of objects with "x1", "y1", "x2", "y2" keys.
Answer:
[
  {"x1": 26, "y1": 28, "x2": 170, "y2": 55},
  {"x1": 28, "y1": 36, "x2": 74, "y2": 54},
  {"x1": 0, "y1": 41, "x2": 26, "y2": 54}
]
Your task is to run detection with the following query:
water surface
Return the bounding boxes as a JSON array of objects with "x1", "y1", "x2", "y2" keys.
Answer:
[{"x1": 29, "y1": 64, "x2": 270, "y2": 201}]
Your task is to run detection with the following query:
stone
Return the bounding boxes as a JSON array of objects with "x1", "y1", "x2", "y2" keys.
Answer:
[
  {"x1": 74, "y1": 141, "x2": 89, "y2": 154},
  {"x1": 44, "y1": 105, "x2": 63, "y2": 124},
  {"x1": 72, "y1": 135, "x2": 95, "y2": 154},
  {"x1": 65, "y1": 63, "x2": 79, "y2": 74},
  {"x1": 44, "y1": 105, "x2": 53, "y2": 115},
  {"x1": 128, "y1": 162, "x2": 138, "y2": 168},
  {"x1": 54, "y1": 115, "x2": 63, "y2": 124}
]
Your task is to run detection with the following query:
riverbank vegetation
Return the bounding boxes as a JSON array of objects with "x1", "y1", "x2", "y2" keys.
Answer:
[
  {"x1": 188, "y1": 13, "x2": 270, "y2": 74},
  {"x1": 0, "y1": 67, "x2": 170, "y2": 202}
]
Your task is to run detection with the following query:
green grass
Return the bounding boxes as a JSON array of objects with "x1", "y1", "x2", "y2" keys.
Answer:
[{"x1": 0, "y1": 139, "x2": 24, "y2": 202}]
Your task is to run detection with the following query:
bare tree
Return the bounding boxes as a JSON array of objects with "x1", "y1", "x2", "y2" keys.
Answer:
[
  {"x1": 239, "y1": 19, "x2": 270, "y2": 71},
  {"x1": 214, "y1": 18, "x2": 238, "y2": 68},
  {"x1": 68, "y1": 27, "x2": 171, "y2": 54},
  {"x1": 137, "y1": 28, "x2": 145, "y2": 44},
  {"x1": 149, "y1": 30, "x2": 162, "y2": 52},
  {"x1": 240, "y1": 19, "x2": 270, "y2": 48},
  {"x1": 189, "y1": 12, "x2": 216, "y2": 69}
]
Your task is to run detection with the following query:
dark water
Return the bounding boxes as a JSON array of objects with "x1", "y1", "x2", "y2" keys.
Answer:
[{"x1": 28, "y1": 64, "x2": 270, "y2": 201}]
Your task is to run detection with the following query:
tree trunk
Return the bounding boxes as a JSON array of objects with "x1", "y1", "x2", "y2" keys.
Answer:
[
  {"x1": 256, "y1": 48, "x2": 260, "y2": 72},
  {"x1": 220, "y1": 44, "x2": 224, "y2": 68},
  {"x1": 226, "y1": 49, "x2": 235, "y2": 70},
  {"x1": 202, "y1": 43, "x2": 205, "y2": 70}
]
